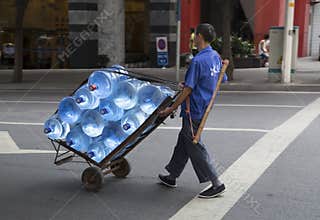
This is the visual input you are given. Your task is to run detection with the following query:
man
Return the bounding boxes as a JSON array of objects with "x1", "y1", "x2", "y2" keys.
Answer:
[
  {"x1": 258, "y1": 34, "x2": 270, "y2": 66},
  {"x1": 189, "y1": 28, "x2": 198, "y2": 56},
  {"x1": 159, "y1": 23, "x2": 227, "y2": 199}
]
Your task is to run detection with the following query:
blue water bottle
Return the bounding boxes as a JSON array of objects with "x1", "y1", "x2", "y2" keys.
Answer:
[
  {"x1": 88, "y1": 70, "x2": 118, "y2": 99},
  {"x1": 66, "y1": 125, "x2": 91, "y2": 153},
  {"x1": 58, "y1": 97, "x2": 82, "y2": 124},
  {"x1": 87, "y1": 142, "x2": 106, "y2": 163},
  {"x1": 81, "y1": 110, "x2": 105, "y2": 137},
  {"x1": 158, "y1": 85, "x2": 175, "y2": 98},
  {"x1": 138, "y1": 84, "x2": 164, "y2": 114},
  {"x1": 110, "y1": 64, "x2": 129, "y2": 75},
  {"x1": 44, "y1": 115, "x2": 70, "y2": 140},
  {"x1": 101, "y1": 122, "x2": 128, "y2": 150},
  {"x1": 99, "y1": 98, "x2": 124, "y2": 122},
  {"x1": 113, "y1": 79, "x2": 139, "y2": 110},
  {"x1": 121, "y1": 108, "x2": 149, "y2": 135},
  {"x1": 74, "y1": 84, "x2": 100, "y2": 109}
]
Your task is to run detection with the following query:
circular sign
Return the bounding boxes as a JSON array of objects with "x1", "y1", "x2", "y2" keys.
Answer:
[{"x1": 158, "y1": 39, "x2": 166, "y2": 50}]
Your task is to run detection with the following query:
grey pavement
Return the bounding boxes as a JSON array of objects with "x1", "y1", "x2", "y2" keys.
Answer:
[
  {"x1": 0, "y1": 58, "x2": 320, "y2": 219},
  {"x1": 0, "y1": 57, "x2": 320, "y2": 92}
]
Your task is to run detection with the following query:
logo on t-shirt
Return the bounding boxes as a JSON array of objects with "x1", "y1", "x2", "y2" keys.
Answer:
[{"x1": 210, "y1": 67, "x2": 219, "y2": 76}]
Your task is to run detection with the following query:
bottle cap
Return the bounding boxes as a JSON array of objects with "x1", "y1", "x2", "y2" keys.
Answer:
[
  {"x1": 44, "y1": 128, "x2": 51, "y2": 134},
  {"x1": 76, "y1": 97, "x2": 84, "y2": 103},
  {"x1": 89, "y1": 84, "x2": 97, "y2": 91},
  {"x1": 123, "y1": 123, "x2": 131, "y2": 130}
]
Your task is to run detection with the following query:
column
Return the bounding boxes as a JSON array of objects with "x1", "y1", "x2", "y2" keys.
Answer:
[{"x1": 98, "y1": 0, "x2": 125, "y2": 65}]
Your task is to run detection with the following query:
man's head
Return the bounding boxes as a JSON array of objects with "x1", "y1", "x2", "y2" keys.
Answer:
[
  {"x1": 190, "y1": 28, "x2": 195, "y2": 34},
  {"x1": 264, "y1": 34, "x2": 269, "y2": 40},
  {"x1": 195, "y1": 23, "x2": 216, "y2": 49}
]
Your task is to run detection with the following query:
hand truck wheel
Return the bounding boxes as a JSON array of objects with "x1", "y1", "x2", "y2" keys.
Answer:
[
  {"x1": 81, "y1": 167, "x2": 104, "y2": 192},
  {"x1": 110, "y1": 158, "x2": 131, "y2": 178}
]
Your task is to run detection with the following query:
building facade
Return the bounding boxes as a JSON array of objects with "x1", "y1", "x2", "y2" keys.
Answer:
[{"x1": 0, "y1": 0, "x2": 318, "y2": 69}]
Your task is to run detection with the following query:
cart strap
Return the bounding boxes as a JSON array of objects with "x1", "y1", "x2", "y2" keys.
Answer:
[{"x1": 186, "y1": 96, "x2": 195, "y2": 139}]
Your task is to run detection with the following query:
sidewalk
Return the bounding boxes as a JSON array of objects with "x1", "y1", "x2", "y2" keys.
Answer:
[{"x1": 0, "y1": 57, "x2": 319, "y2": 91}]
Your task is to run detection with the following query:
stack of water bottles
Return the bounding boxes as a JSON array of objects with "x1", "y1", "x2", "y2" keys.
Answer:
[{"x1": 44, "y1": 65, "x2": 175, "y2": 163}]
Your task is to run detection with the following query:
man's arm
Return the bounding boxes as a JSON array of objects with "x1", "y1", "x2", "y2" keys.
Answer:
[{"x1": 159, "y1": 86, "x2": 192, "y2": 117}]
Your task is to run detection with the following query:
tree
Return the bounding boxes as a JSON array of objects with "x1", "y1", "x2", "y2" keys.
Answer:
[
  {"x1": 217, "y1": 0, "x2": 234, "y2": 80},
  {"x1": 13, "y1": 0, "x2": 29, "y2": 83},
  {"x1": 202, "y1": 0, "x2": 235, "y2": 80}
]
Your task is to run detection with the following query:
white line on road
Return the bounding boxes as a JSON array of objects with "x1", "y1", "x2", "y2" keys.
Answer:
[
  {"x1": 0, "y1": 121, "x2": 43, "y2": 126},
  {"x1": 0, "y1": 100, "x2": 305, "y2": 108},
  {"x1": 158, "y1": 127, "x2": 270, "y2": 133},
  {"x1": 0, "y1": 121, "x2": 269, "y2": 133},
  {"x1": 0, "y1": 149, "x2": 57, "y2": 154},
  {"x1": 221, "y1": 90, "x2": 320, "y2": 94},
  {"x1": 215, "y1": 104, "x2": 304, "y2": 108},
  {"x1": 0, "y1": 131, "x2": 55, "y2": 154},
  {"x1": 0, "y1": 131, "x2": 19, "y2": 152},
  {"x1": 171, "y1": 97, "x2": 320, "y2": 220},
  {"x1": 0, "y1": 100, "x2": 59, "y2": 104}
]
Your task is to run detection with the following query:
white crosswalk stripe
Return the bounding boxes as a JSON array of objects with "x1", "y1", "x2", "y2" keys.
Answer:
[
  {"x1": 0, "y1": 131, "x2": 55, "y2": 154},
  {"x1": 171, "y1": 97, "x2": 320, "y2": 220}
]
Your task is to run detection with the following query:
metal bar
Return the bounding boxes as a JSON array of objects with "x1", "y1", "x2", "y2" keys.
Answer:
[
  {"x1": 176, "y1": 0, "x2": 181, "y2": 82},
  {"x1": 99, "y1": 96, "x2": 174, "y2": 168}
]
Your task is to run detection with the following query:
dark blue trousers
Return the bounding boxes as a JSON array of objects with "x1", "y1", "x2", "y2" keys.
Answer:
[{"x1": 165, "y1": 117, "x2": 219, "y2": 183}]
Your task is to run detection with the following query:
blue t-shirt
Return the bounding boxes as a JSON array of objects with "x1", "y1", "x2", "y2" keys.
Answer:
[{"x1": 180, "y1": 46, "x2": 227, "y2": 120}]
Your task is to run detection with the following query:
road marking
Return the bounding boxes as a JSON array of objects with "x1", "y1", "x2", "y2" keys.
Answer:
[
  {"x1": 158, "y1": 127, "x2": 270, "y2": 133},
  {"x1": 0, "y1": 100, "x2": 305, "y2": 108},
  {"x1": 0, "y1": 100, "x2": 59, "y2": 104},
  {"x1": 171, "y1": 97, "x2": 320, "y2": 220},
  {"x1": 0, "y1": 121, "x2": 43, "y2": 126},
  {"x1": 221, "y1": 91, "x2": 320, "y2": 94},
  {"x1": 0, "y1": 131, "x2": 55, "y2": 154},
  {"x1": 0, "y1": 122, "x2": 269, "y2": 133},
  {"x1": 216, "y1": 104, "x2": 304, "y2": 108},
  {"x1": 0, "y1": 149, "x2": 57, "y2": 154},
  {"x1": 0, "y1": 131, "x2": 19, "y2": 152}
]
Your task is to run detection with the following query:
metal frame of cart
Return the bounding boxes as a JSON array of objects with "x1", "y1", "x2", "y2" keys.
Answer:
[{"x1": 50, "y1": 69, "x2": 179, "y2": 191}]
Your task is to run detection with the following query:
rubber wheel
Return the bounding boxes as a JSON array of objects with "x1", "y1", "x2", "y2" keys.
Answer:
[
  {"x1": 111, "y1": 158, "x2": 131, "y2": 178},
  {"x1": 81, "y1": 167, "x2": 104, "y2": 192}
]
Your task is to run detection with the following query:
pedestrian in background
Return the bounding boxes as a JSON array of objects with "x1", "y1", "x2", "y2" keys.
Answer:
[
  {"x1": 258, "y1": 34, "x2": 270, "y2": 67},
  {"x1": 189, "y1": 28, "x2": 198, "y2": 56}
]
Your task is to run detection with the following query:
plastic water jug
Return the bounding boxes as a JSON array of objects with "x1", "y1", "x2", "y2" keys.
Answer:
[
  {"x1": 87, "y1": 142, "x2": 106, "y2": 163},
  {"x1": 74, "y1": 85, "x2": 100, "y2": 109},
  {"x1": 101, "y1": 122, "x2": 128, "y2": 149},
  {"x1": 110, "y1": 64, "x2": 129, "y2": 75},
  {"x1": 88, "y1": 70, "x2": 118, "y2": 99},
  {"x1": 138, "y1": 84, "x2": 164, "y2": 114},
  {"x1": 81, "y1": 110, "x2": 105, "y2": 137},
  {"x1": 99, "y1": 98, "x2": 124, "y2": 122},
  {"x1": 44, "y1": 115, "x2": 70, "y2": 140},
  {"x1": 121, "y1": 108, "x2": 149, "y2": 135},
  {"x1": 113, "y1": 79, "x2": 139, "y2": 110},
  {"x1": 66, "y1": 125, "x2": 91, "y2": 153},
  {"x1": 58, "y1": 97, "x2": 82, "y2": 124},
  {"x1": 158, "y1": 85, "x2": 175, "y2": 98}
]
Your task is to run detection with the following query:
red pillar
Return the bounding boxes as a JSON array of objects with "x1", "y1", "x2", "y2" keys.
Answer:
[
  {"x1": 181, "y1": 0, "x2": 200, "y2": 54},
  {"x1": 254, "y1": 0, "x2": 285, "y2": 50},
  {"x1": 294, "y1": 0, "x2": 310, "y2": 57}
]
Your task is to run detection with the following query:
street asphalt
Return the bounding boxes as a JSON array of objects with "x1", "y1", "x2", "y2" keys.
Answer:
[{"x1": 0, "y1": 58, "x2": 320, "y2": 219}]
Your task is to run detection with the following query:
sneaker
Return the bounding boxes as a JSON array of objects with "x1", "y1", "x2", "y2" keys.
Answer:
[
  {"x1": 158, "y1": 174, "x2": 177, "y2": 188},
  {"x1": 198, "y1": 184, "x2": 226, "y2": 199}
]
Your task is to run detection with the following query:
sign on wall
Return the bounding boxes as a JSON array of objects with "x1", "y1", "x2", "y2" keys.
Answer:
[{"x1": 156, "y1": 37, "x2": 168, "y2": 67}]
